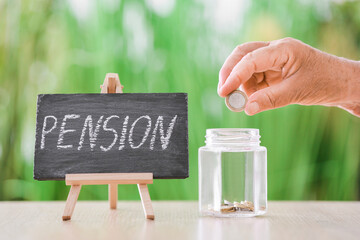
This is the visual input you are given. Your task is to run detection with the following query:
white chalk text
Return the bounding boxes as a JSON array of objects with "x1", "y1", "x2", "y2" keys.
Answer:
[{"x1": 40, "y1": 114, "x2": 177, "y2": 151}]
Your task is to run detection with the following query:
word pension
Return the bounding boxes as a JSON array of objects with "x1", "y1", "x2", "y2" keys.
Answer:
[{"x1": 40, "y1": 114, "x2": 178, "y2": 152}]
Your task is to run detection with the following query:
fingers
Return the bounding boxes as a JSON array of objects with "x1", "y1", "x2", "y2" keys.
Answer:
[
  {"x1": 218, "y1": 44, "x2": 289, "y2": 97},
  {"x1": 242, "y1": 73, "x2": 265, "y2": 96},
  {"x1": 242, "y1": 76, "x2": 258, "y2": 96},
  {"x1": 244, "y1": 82, "x2": 292, "y2": 115},
  {"x1": 218, "y1": 41, "x2": 269, "y2": 94}
]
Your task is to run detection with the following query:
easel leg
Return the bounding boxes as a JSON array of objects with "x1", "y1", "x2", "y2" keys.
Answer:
[
  {"x1": 62, "y1": 185, "x2": 81, "y2": 221},
  {"x1": 137, "y1": 184, "x2": 154, "y2": 220},
  {"x1": 109, "y1": 183, "x2": 118, "y2": 209}
]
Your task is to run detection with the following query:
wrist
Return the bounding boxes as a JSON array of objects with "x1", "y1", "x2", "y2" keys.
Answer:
[
  {"x1": 325, "y1": 54, "x2": 360, "y2": 104},
  {"x1": 345, "y1": 59, "x2": 360, "y2": 103}
]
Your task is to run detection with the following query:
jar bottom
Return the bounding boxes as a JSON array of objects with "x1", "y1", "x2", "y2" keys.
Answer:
[{"x1": 201, "y1": 208, "x2": 267, "y2": 218}]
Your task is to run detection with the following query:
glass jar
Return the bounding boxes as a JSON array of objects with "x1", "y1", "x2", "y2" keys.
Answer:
[{"x1": 198, "y1": 128, "x2": 267, "y2": 217}]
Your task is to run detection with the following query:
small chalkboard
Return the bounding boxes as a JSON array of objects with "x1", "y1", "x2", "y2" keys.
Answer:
[{"x1": 34, "y1": 93, "x2": 188, "y2": 180}]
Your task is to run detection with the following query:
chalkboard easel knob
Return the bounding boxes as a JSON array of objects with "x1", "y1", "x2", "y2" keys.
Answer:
[{"x1": 100, "y1": 73, "x2": 123, "y2": 93}]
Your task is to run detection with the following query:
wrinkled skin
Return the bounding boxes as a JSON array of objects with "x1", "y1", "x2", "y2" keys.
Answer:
[{"x1": 218, "y1": 38, "x2": 360, "y2": 117}]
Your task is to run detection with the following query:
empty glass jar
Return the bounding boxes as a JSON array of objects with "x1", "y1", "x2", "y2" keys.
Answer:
[{"x1": 199, "y1": 128, "x2": 267, "y2": 217}]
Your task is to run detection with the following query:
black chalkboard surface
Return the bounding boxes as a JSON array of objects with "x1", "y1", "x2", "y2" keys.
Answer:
[{"x1": 34, "y1": 93, "x2": 188, "y2": 180}]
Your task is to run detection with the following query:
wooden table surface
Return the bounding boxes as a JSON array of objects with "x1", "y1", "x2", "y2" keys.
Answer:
[{"x1": 1, "y1": 201, "x2": 359, "y2": 240}]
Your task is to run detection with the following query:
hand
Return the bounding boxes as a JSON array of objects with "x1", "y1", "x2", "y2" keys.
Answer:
[{"x1": 218, "y1": 38, "x2": 360, "y2": 117}]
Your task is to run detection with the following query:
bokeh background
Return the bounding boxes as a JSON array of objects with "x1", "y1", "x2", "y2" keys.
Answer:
[{"x1": 0, "y1": 0, "x2": 360, "y2": 201}]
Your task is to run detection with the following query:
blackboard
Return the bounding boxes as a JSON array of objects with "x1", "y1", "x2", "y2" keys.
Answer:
[{"x1": 34, "y1": 93, "x2": 188, "y2": 180}]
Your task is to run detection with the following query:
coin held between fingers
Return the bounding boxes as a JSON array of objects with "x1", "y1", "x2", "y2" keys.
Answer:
[{"x1": 225, "y1": 90, "x2": 248, "y2": 112}]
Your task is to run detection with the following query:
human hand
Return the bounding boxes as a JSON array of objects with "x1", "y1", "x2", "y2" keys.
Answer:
[{"x1": 218, "y1": 38, "x2": 360, "y2": 117}]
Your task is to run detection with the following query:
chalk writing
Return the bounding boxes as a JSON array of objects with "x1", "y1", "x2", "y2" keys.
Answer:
[
  {"x1": 119, "y1": 116, "x2": 129, "y2": 150},
  {"x1": 57, "y1": 114, "x2": 80, "y2": 149},
  {"x1": 128, "y1": 115, "x2": 152, "y2": 149},
  {"x1": 100, "y1": 115, "x2": 119, "y2": 152},
  {"x1": 40, "y1": 114, "x2": 178, "y2": 151},
  {"x1": 41, "y1": 115, "x2": 57, "y2": 149},
  {"x1": 150, "y1": 115, "x2": 177, "y2": 150},
  {"x1": 78, "y1": 115, "x2": 104, "y2": 151}
]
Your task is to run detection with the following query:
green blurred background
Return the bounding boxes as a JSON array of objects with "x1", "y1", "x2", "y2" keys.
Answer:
[{"x1": 0, "y1": 0, "x2": 359, "y2": 201}]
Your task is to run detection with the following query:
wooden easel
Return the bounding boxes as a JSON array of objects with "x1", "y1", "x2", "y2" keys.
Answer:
[{"x1": 62, "y1": 73, "x2": 155, "y2": 221}]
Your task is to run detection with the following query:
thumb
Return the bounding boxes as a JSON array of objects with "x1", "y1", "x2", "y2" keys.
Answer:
[{"x1": 245, "y1": 84, "x2": 291, "y2": 115}]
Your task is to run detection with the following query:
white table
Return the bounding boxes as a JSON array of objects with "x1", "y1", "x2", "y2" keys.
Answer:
[{"x1": 1, "y1": 201, "x2": 359, "y2": 240}]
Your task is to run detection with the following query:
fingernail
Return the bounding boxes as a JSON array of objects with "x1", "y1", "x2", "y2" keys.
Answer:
[
  {"x1": 245, "y1": 102, "x2": 259, "y2": 115},
  {"x1": 218, "y1": 86, "x2": 224, "y2": 96}
]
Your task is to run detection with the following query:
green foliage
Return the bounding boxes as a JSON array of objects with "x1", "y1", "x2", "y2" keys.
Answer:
[{"x1": 0, "y1": 0, "x2": 359, "y2": 201}]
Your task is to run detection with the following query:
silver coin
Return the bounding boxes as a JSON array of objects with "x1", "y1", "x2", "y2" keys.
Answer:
[{"x1": 225, "y1": 90, "x2": 248, "y2": 112}]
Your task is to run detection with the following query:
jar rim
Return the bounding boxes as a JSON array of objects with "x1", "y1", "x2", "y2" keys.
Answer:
[
  {"x1": 205, "y1": 128, "x2": 260, "y2": 145},
  {"x1": 206, "y1": 128, "x2": 259, "y2": 133}
]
